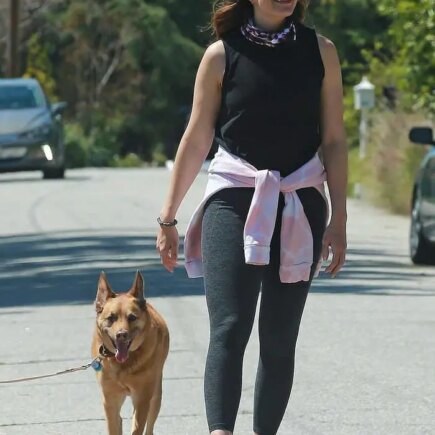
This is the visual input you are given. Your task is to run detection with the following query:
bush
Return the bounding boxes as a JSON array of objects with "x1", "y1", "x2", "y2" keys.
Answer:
[
  {"x1": 63, "y1": 119, "x2": 124, "y2": 168},
  {"x1": 343, "y1": 89, "x2": 361, "y2": 149},
  {"x1": 151, "y1": 143, "x2": 168, "y2": 167},
  {"x1": 87, "y1": 147, "x2": 114, "y2": 167},
  {"x1": 65, "y1": 138, "x2": 87, "y2": 168},
  {"x1": 112, "y1": 153, "x2": 144, "y2": 167},
  {"x1": 347, "y1": 146, "x2": 368, "y2": 197},
  {"x1": 64, "y1": 123, "x2": 89, "y2": 168},
  {"x1": 350, "y1": 112, "x2": 429, "y2": 214}
]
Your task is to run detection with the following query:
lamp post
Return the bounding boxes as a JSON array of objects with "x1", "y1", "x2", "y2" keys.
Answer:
[{"x1": 354, "y1": 76, "x2": 375, "y2": 159}]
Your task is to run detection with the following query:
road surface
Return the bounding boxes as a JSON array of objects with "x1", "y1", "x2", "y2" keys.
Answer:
[{"x1": 0, "y1": 168, "x2": 434, "y2": 434}]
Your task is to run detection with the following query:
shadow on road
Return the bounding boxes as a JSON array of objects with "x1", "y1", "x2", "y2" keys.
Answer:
[
  {"x1": 0, "y1": 231, "x2": 204, "y2": 308},
  {"x1": 311, "y1": 248, "x2": 435, "y2": 297},
  {"x1": 0, "y1": 232, "x2": 434, "y2": 307},
  {"x1": 0, "y1": 175, "x2": 91, "y2": 184}
]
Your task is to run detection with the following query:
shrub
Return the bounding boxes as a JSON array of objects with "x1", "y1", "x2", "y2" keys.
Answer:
[
  {"x1": 112, "y1": 153, "x2": 144, "y2": 167},
  {"x1": 347, "y1": 146, "x2": 368, "y2": 197},
  {"x1": 87, "y1": 147, "x2": 114, "y2": 167},
  {"x1": 64, "y1": 123, "x2": 89, "y2": 168},
  {"x1": 63, "y1": 118, "x2": 125, "y2": 168},
  {"x1": 151, "y1": 143, "x2": 168, "y2": 167},
  {"x1": 350, "y1": 112, "x2": 429, "y2": 214}
]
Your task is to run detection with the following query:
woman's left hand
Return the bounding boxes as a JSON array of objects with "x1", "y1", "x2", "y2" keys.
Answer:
[{"x1": 321, "y1": 219, "x2": 347, "y2": 278}]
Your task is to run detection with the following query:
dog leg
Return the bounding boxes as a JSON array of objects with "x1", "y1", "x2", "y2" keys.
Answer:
[
  {"x1": 144, "y1": 373, "x2": 163, "y2": 435},
  {"x1": 103, "y1": 390, "x2": 126, "y2": 435},
  {"x1": 131, "y1": 390, "x2": 153, "y2": 435}
]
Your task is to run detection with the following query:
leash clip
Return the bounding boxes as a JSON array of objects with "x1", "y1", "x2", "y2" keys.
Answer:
[{"x1": 91, "y1": 357, "x2": 103, "y2": 372}]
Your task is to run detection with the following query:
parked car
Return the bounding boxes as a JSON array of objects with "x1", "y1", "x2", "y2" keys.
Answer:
[
  {"x1": 0, "y1": 78, "x2": 67, "y2": 179},
  {"x1": 409, "y1": 127, "x2": 435, "y2": 265}
]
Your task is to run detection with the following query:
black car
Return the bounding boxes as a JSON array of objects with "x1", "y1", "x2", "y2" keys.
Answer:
[
  {"x1": 0, "y1": 78, "x2": 66, "y2": 179},
  {"x1": 409, "y1": 127, "x2": 435, "y2": 265}
]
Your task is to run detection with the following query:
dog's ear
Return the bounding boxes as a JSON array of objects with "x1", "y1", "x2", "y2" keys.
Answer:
[
  {"x1": 129, "y1": 270, "x2": 146, "y2": 307},
  {"x1": 95, "y1": 271, "x2": 116, "y2": 313}
]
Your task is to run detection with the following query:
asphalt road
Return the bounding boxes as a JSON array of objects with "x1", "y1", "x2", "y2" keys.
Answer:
[{"x1": 0, "y1": 168, "x2": 434, "y2": 435}]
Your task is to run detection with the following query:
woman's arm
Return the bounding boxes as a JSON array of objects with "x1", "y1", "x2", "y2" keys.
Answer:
[
  {"x1": 157, "y1": 41, "x2": 225, "y2": 272},
  {"x1": 159, "y1": 41, "x2": 225, "y2": 221},
  {"x1": 318, "y1": 35, "x2": 348, "y2": 277}
]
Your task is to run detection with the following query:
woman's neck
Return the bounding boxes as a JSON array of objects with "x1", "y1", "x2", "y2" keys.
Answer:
[{"x1": 251, "y1": 9, "x2": 287, "y2": 32}]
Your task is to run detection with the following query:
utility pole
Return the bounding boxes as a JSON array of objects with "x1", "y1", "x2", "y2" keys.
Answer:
[{"x1": 7, "y1": 0, "x2": 20, "y2": 77}]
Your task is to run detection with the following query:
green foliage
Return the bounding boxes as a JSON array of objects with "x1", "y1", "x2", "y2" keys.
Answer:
[
  {"x1": 151, "y1": 143, "x2": 168, "y2": 167},
  {"x1": 14, "y1": 0, "x2": 433, "y2": 177},
  {"x1": 350, "y1": 112, "x2": 429, "y2": 214},
  {"x1": 347, "y1": 146, "x2": 366, "y2": 197},
  {"x1": 23, "y1": 34, "x2": 57, "y2": 100},
  {"x1": 308, "y1": 0, "x2": 390, "y2": 85},
  {"x1": 308, "y1": 0, "x2": 391, "y2": 149},
  {"x1": 312, "y1": 0, "x2": 433, "y2": 216},
  {"x1": 87, "y1": 147, "x2": 114, "y2": 167},
  {"x1": 64, "y1": 123, "x2": 89, "y2": 168},
  {"x1": 371, "y1": 0, "x2": 435, "y2": 115},
  {"x1": 147, "y1": 0, "x2": 212, "y2": 46},
  {"x1": 32, "y1": 0, "x2": 204, "y2": 165},
  {"x1": 343, "y1": 88, "x2": 361, "y2": 149},
  {"x1": 112, "y1": 153, "x2": 144, "y2": 167}
]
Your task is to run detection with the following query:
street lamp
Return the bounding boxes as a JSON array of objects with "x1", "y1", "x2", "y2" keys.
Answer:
[{"x1": 354, "y1": 76, "x2": 375, "y2": 159}]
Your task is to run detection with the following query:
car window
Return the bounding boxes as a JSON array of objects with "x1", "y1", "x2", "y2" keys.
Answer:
[{"x1": 0, "y1": 84, "x2": 46, "y2": 110}]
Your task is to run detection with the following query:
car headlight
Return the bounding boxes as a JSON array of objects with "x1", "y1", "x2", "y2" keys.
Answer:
[{"x1": 20, "y1": 123, "x2": 52, "y2": 140}]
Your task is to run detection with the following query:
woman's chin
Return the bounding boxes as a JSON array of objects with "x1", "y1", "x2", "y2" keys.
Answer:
[{"x1": 271, "y1": 0, "x2": 297, "y2": 14}]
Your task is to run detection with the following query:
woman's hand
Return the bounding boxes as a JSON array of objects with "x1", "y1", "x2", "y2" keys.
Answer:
[
  {"x1": 156, "y1": 226, "x2": 179, "y2": 273},
  {"x1": 321, "y1": 219, "x2": 347, "y2": 278}
]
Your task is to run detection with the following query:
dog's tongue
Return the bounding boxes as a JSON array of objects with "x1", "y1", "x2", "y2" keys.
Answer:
[{"x1": 115, "y1": 341, "x2": 129, "y2": 363}]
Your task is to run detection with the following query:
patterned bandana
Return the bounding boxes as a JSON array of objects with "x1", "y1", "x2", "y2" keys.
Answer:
[{"x1": 240, "y1": 17, "x2": 297, "y2": 47}]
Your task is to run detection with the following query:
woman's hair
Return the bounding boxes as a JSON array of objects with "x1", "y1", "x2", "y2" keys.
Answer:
[{"x1": 211, "y1": 0, "x2": 309, "y2": 39}]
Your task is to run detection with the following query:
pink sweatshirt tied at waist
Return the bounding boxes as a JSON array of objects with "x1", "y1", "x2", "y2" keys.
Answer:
[{"x1": 183, "y1": 147, "x2": 329, "y2": 283}]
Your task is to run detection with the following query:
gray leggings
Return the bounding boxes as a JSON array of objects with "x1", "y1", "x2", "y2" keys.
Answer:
[{"x1": 201, "y1": 187, "x2": 327, "y2": 435}]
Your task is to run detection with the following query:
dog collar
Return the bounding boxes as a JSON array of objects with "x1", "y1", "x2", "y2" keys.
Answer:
[
  {"x1": 91, "y1": 345, "x2": 115, "y2": 372},
  {"x1": 99, "y1": 344, "x2": 115, "y2": 358}
]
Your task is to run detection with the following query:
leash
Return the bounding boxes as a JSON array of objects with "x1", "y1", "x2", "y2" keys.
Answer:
[{"x1": 0, "y1": 352, "x2": 108, "y2": 385}]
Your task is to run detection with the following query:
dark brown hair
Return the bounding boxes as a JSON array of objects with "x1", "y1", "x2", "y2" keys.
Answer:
[{"x1": 211, "y1": 0, "x2": 309, "y2": 39}]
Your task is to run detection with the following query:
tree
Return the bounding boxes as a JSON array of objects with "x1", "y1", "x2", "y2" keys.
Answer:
[
  {"x1": 307, "y1": 0, "x2": 390, "y2": 86},
  {"x1": 23, "y1": 33, "x2": 57, "y2": 99},
  {"x1": 32, "y1": 0, "x2": 203, "y2": 160},
  {"x1": 148, "y1": 0, "x2": 213, "y2": 46},
  {"x1": 374, "y1": 0, "x2": 435, "y2": 114}
]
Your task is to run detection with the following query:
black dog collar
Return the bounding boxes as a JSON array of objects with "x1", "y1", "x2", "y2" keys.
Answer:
[{"x1": 99, "y1": 344, "x2": 115, "y2": 358}]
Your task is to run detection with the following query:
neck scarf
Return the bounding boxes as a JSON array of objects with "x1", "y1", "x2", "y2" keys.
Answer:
[{"x1": 240, "y1": 17, "x2": 297, "y2": 47}]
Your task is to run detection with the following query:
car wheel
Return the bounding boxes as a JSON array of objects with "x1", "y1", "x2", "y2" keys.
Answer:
[
  {"x1": 410, "y1": 199, "x2": 435, "y2": 265},
  {"x1": 43, "y1": 167, "x2": 65, "y2": 179}
]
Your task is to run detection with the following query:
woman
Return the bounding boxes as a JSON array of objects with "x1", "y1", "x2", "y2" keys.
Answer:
[{"x1": 156, "y1": 1, "x2": 347, "y2": 434}]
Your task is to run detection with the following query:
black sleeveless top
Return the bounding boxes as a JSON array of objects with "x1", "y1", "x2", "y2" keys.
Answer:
[{"x1": 214, "y1": 22, "x2": 324, "y2": 177}]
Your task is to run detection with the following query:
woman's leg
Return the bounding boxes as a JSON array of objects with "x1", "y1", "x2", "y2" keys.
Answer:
[
  {"x1": 253, "y1": 187, "x2": 327, "y2": 435},
  {"x1": 202, "y1": 188, "x2": 263, "y2": 434}
]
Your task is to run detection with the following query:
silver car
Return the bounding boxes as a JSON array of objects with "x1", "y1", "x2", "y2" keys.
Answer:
[
  {"x1": 0, "y1": 78, "x2": 66, "y2": 179},
  {"x1": 409, "y1": 127, "x2": 435, "y2": 265}
]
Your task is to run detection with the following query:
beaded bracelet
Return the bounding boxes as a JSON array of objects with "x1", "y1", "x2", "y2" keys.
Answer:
[{"x1": 157, "y1": 217, "x2": 178, "y2": 227}]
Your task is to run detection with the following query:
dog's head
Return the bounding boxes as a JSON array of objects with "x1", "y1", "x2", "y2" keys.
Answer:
[{"x1": 95, "y1": 271, "x2": 148, "y2": 364}]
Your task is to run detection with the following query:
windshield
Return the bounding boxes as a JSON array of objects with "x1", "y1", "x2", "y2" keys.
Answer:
[{"x1": 0, "y1": 84, "x2": 46, "y2": 110}]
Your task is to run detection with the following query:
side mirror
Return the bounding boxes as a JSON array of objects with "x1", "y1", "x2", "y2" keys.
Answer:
[
  {"x1": 51, "y1": 101, "x2": 67, "y2": 116},
  {"x1": 409, "y1": 127, "x2": 434, "y2": 146}
]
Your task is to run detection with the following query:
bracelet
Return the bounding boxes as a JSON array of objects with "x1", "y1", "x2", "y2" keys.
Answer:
[{"x1": 157, "y1": 217, "x2": 178, "y2": 227}]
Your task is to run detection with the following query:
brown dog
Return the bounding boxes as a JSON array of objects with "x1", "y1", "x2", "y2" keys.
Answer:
[{"x1": 91, "y1": 271, "x2": 169, "y2": 435}]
